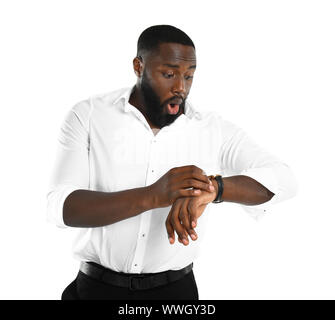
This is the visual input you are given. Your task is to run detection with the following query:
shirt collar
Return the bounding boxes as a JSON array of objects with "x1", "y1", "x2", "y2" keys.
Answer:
[{"x1": 113, "y1": 86, "x2": 202, "y2": 120}]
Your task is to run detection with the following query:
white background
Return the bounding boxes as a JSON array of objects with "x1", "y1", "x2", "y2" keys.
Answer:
[{"x1": 0, "y1": 0, "x2": 334, "y2": 300}]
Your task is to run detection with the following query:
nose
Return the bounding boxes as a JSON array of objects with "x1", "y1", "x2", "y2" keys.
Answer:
[{"x1": 172, "y1": 76, "x2": 186, "y2": 98}]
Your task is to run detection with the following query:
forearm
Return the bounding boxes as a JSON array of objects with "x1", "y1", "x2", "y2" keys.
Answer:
[
  {"x1": 63, "y1": 186, "x2": 154, "y2": 228},
  {"x1": 210, "y1": 175, "x2": 275, "y2": 205}
]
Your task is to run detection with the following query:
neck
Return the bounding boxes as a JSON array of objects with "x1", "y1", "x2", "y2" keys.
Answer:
[
  {"x1": 129, "y1": 84, "x2": 143, "y2": 111},
  {"x1": 128, "y1": 84, "x2": 160, "y2": 129}
]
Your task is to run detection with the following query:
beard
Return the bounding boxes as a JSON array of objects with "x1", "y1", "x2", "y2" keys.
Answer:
[{"x1": 140, "y1": 71, "x2": 186, "y2": 128}]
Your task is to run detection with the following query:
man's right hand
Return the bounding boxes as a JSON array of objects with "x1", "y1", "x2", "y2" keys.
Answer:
[{"x1": 149, "y1": 165, "x2": 215, "y2": 208}]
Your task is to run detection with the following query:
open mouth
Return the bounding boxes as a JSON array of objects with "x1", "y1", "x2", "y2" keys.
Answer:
[{"x1": 166, "y1": 103, "x2": 180, "y2": 115}]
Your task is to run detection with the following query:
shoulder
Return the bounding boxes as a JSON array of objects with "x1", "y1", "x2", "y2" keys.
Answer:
[
  {"x1": 90, "y1": 87, "x2": 130, "y2": 107},
  {"x1": 70, "y1": 87, "x2": 130, "y2": 118},
  {"x1": 186, "y1": 100, "x2": 241, "y2": 133}
]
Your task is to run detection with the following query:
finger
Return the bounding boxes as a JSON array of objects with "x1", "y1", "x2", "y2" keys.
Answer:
[
  {"x1": 189, "y1": 202, "x2": 207, "y2": 229},
  {"x1": 172, "y1": 209, "x2": 189, "y2": 245},
  {"x1": 170, "y1": 200, "x2": 190, "y2": 246},
  {"x1": 177, "y1": 188, "x2": 202, "y2": 198},
  {"x1": 173, "y1": 165, "x2": 204, "y2": 175},
  {"x1": 165, "y1": 211, "x2": 175, "y2": 244},
  {"x1": 180, "y1": 178, "x2": 215, "y2": 193},
  {"x1": 174, "y1": 165, "x2": 210, "y2": 184},
  {"x1": 180, "y1": 200, "x2": 198, "y2": 241},
  {"x1": 167, "y1": 200, "x2": 182, "y2": 245},
  {"x1": 187, "y1": 201, "x2": 207, "y2": 228},
  {"x1": 186, "y1": 201, "x2": 199, "y2": 239}
]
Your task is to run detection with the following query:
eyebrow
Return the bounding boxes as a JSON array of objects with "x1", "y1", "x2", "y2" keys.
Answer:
[{"x1": 163, "y1": 63, "x2": 196, "y2": 69}]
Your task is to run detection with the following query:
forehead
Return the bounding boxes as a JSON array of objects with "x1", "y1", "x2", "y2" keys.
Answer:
[{"x1": 147, "y1": 42, "x2": 196, "y2": 66}]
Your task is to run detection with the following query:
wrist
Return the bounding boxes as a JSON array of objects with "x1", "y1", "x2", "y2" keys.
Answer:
[{"x1": 143, "y1": 185, "x2": 158, "y2": 210}]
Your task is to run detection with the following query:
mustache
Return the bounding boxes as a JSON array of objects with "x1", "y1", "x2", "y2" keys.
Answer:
[{"x1": 164, "y1": 96, "x2": 185, "y2": 106}]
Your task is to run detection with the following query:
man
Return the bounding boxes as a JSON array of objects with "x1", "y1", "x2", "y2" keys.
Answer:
[{"x1": 46, "y1": 25, "x2": 297, "y2": 300}]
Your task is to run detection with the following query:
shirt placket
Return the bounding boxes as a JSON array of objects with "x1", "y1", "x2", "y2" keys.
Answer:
[{"x1": 129, "y1": 119, "x2": 159, "y2": 273}]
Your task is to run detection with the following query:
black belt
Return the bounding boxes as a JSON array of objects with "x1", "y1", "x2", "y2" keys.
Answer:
[{"x1": 79, "y1": 261, "x2": 193, "y2": 291}]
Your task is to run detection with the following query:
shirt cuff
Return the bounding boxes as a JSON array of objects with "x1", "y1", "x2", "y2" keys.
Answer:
[{"x1": 46, "y1": 185, "x2": 81, "y2": 228}]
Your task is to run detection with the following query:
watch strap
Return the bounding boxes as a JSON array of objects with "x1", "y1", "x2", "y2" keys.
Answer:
[{"x1": 211, "y1": 175, "x2": 224, "y2": 203}]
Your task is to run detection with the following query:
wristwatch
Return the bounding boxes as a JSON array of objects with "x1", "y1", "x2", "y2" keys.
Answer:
[{"x1": 208, "y1": 175, "x2": 224, "y2": 203}]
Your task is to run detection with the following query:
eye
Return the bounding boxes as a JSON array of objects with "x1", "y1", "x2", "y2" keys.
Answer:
[
  {"x1": 162, "y1": 72, "x2": 174, "y2": 79},
  {"x1": 185, "y1": 75, "x2": 194, "y2": 80}
]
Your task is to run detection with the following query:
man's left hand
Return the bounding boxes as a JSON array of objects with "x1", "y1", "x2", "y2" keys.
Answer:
[{"x1": 165, "y1": 182, "x2": 217, "y2": 246}]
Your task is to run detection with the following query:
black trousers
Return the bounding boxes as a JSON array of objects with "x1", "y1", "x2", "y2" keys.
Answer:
[{"x1": 61, "y1": 268, "x2": 199, "y2": 300}]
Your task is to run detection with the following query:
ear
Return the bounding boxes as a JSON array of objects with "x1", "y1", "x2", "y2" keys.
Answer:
[{"x1": 133, "y1": 56, "x2": 144, "y2": 78}]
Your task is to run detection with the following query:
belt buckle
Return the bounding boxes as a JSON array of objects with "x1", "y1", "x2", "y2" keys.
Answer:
[{"x1": 129, "y1": 274, "x2": 145, "y2": 291}]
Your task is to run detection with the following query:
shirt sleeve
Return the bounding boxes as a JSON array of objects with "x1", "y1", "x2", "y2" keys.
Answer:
[
  {"x1": 218, "y1": 118, "x2": 298, "y2": 220},
  {"x1": 46, "y1": 99, "x2": 91, "y2": 228}
]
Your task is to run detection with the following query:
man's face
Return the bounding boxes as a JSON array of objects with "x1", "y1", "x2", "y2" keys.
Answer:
[{"x1": 139, "y1": 42, "x2": 196, "y2": 128}]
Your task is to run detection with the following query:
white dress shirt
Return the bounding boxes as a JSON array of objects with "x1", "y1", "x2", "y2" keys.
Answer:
[{"x1": 46, "y1": 86, "x2": 297, "y2": 273}]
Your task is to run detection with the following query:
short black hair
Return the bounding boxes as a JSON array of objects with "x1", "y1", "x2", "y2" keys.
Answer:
[{"x1": 137, "y1": 25, "x2": 195, "y2": 58}]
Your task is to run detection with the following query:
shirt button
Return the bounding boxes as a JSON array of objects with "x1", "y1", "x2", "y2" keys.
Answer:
[
  {"x1": 142, "y1": 233, "x2": 145, "y2": 237},
  {"x1": 134, "y1": 264, "x2": 137, "y2": 266},
  {"x1": 151, "y1": 170, "x2": 154, "y2": 173}
]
